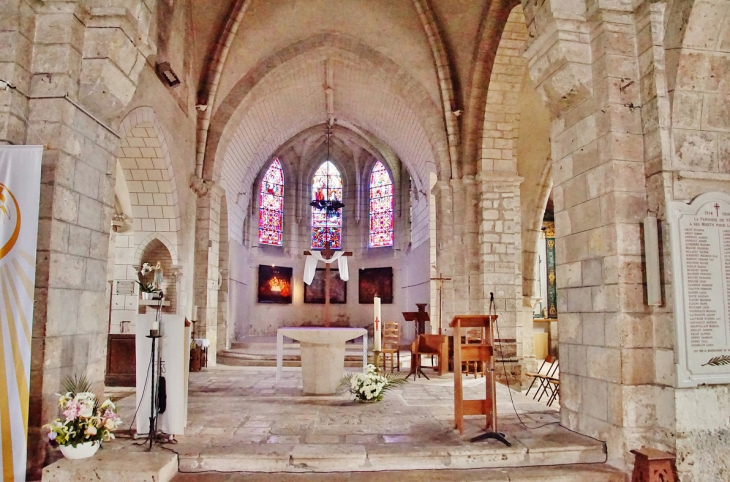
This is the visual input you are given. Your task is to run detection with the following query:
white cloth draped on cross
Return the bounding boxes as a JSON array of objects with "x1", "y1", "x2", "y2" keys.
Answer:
[{"x1": 303, "y1": 251, "x2": 350, "y2": 285}]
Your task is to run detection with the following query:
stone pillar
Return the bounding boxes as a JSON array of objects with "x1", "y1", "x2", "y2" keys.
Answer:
[
  {"x1": 217, "y1": 194, "x2": 230, "y2": 352},
  {"x1": 21, "y1": 3, "x2": 153, "y2": 476},
  {"x1": 0, "y1": 0, "x2": 33, "y2": 145},
  {"x1": 192, "y1": 178, "x2": 222, "y2": 365},
  {"x1": 478, "y1": 174, "x2": 524, "y2": 385},
  {"x1": 524, "y1": 0, "x2": 654, "y2": 468}
]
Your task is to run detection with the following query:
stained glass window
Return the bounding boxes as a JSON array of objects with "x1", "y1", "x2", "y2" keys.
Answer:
[
  {"x1": 258, "y1": 159, "x2": 284, "y2": 246},
  {"x1": 369, "y1": 161, "x2": 394, "y2": 247},
  {"x1": 311, "y1": 161, "x2": 343, "y2": 249}
]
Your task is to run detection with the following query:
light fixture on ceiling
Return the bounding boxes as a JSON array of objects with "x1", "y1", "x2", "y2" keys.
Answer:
[
  {"x1": 156, "y1": 62, "x2": 180, "y2": 87},
  {"x1": 309, "y1": 123, "x2": 344, "y2": 213}
]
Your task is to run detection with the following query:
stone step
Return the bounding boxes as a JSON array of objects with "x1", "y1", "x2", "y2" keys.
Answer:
[
  {"x1": 217, "y1": 349, "x2": 371, "y2": 368},
  {"x1": 176, "y1": 440, "x2": 614, "y2": 475},
  {"x1": 172, "y1": 464, "x2": 627, "y2": 481}
]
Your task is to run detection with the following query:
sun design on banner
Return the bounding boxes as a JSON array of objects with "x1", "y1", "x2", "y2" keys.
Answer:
[
  {"x1": 0, "y1": 183, "x2": 35, "y2": 480},
  {"x1": 0, "y1": 183, "x2": 21, "y2": 260}
]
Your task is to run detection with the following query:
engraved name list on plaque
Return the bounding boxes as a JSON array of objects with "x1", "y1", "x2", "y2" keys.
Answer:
[{"x1": 669, "y1": 192, "x2": 730, "y2": 387}]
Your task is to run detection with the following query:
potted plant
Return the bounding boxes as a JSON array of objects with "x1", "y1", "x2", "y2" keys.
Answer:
[
  {"x1": 136, "y1": 280, "x2": 159, "y2": 300},
  {"x1": 340, "y1": 364, "x2": 408, "y2": 403},
  {"x1": 137, "y1": 262, "x2": 162, "y2": 300},
  {"x1": 43, "y1": 375, "x2": 122, "y2": 459}
]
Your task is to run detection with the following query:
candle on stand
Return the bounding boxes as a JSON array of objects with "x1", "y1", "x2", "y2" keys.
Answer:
[
  {"x1": 373, "y1": 296, "x2": 381, "y2": 352},
  {"x1": 152, "y1": 320, "x2": 159, "y2": 332}
]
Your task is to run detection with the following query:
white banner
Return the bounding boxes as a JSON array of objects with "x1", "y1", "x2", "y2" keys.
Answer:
[{"x1": 0, "y1": 146, "x2": 42, "y2": 481}]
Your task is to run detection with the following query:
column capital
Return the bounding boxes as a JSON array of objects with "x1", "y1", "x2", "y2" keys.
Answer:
[{"x1": 190, "y1": 175, "x2": 224, "y2": 198}]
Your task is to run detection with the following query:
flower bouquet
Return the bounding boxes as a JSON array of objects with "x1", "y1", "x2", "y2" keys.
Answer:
[
  {"x1": 340, "y1": 364, "x2": 408, "y2": 403},
  {"x1": 137, "y1": 262, "x2": 162, "y2": 299},
  {"x1": 43, "y1": 375, "x2": 122, "y2": 459}
]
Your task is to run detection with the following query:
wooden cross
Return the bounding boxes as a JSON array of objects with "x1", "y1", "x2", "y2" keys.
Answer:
[
  {"x1": 431, "y1": 273, "x2": 452, "y2": 334},
  {"x1": 303, "y1": 242, "x2": 353, "y2": 327}
]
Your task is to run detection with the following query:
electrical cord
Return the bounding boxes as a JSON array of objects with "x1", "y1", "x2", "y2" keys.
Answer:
[
  {"x1": 129, "y1": 350, "x2": 153, "y2": 433},
  {"x1": 490, "y1": 292, "x2": 561, "y2": 430}
]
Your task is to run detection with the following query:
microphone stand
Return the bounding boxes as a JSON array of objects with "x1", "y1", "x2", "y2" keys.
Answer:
[
  {"x1": 469, "y1": 292, "x2": 511, "y2": 446},
  {"x1": 144, "y1": 291, "x2": 163, "y2": 451}
]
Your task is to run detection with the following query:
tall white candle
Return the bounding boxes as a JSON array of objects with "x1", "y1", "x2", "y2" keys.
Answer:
[
  {"x1": 373, "y1": 296, "x2": 382, "y2": 351},
  {"x1": 152, "y1": 320, "x2": 159, "y2": 332}
]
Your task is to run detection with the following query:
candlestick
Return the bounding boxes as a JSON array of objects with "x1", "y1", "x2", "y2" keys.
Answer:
[
  {"x1": 373, "y1": 296, "x2": 382, "y2": 352},
  {"x1": 152, "y1": 320, "x2": 159, "y2": 331}
]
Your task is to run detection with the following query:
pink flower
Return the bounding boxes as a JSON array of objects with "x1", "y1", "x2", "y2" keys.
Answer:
[{"x1": 62, "y1": 401, "x2": 81, "y2": 421}]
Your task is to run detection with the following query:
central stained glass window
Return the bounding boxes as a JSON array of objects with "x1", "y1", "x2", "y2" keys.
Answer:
[
  {"x1": 311, "y1": 161, "x2": 343, "y2": 249},
  {"x1": 258, "y1": 159, "x2": 284, "y2": 246},
  {"x1": 369, "y1": 161, "x2": 394, "y2": 247}
]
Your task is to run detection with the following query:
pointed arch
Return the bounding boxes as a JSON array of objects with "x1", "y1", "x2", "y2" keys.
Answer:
[
  {"x1": 258, "y1": 159, "x2": 285, "y2": 246},
  {"x1": 311, "y1": 161, "x2": 343, "y2": 249},
  {"x1": 368, "y1": 161, "x2": 394, "y2": 247}
]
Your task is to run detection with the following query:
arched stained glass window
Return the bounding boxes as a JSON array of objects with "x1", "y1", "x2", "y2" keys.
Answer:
[
  {"x1": 369, "y1": 161, "x2": 394, "y2": 247},
  {"x1": 258, "y1": 159, "x2": 284, "y2": 246},
  {"x1": 311, "y1": 161, "x2": 343, "y2": 249}
]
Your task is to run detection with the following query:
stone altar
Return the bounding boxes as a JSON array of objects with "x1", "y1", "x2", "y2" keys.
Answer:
[{"x1": 276, "y1": 327, "x2": 367, "y2": 394}]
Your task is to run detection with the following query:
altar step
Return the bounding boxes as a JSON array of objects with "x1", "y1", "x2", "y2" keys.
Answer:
[
  {"x1": 172, "y1": 464, "x2": 627, "y2": 481},
  {"x1": 218, "y1": 337, "x2": 371, "y2": 368}
]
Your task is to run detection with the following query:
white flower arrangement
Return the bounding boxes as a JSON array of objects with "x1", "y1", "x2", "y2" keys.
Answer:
[
  {"x1": 340, "y1": 364, "x2": 408, "y2": 403},
  {"x1": 43, "y1": 375, "x2": 122, "y2": 448}
]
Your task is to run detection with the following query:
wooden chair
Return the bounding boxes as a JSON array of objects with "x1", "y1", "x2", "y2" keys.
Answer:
[
  {"x1": 381, "y1": 321, "x2": 400, "y2": 372},
  {"x1": 525, "y1": 355, "x2": 557, "y2": 399},
  {"x1": 409, "y1": 334, "x2": 448, "y2": 379}
]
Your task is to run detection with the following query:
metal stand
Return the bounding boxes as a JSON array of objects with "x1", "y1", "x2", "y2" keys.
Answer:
[
  {"x1": 373, "y1": 350, "x2": 381, "y2": 372},
  {"x1": 470, "y1": 431, "x2": 511, "y2": 445},
  {"x1": 144, "y1": 330, "x2": 161, "y2": 451},
  {"x1": 407, "y1": 353, "x2": 430, "y2": 381}
]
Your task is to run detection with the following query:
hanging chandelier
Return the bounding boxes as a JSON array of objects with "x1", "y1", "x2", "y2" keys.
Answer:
[{"x1": 310, "y1": 123, "x2": 345, "y2": 213}]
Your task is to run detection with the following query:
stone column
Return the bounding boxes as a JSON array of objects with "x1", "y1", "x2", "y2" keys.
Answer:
[
  {"x1": 524, "y1": 0, "x2": 654, "y2": 468},
  {"x1": 22, "y1": 3, "x2": 154, "y2": 476},
  {"x1": 0, "y1": 0, "x2": 33, "y2": 145},
  {"x1": 191, "y1": 178, "x2": 222, "y2": 365},
  {"x1": 478, "y1": 174, "x2": 524, "y2": 385}
]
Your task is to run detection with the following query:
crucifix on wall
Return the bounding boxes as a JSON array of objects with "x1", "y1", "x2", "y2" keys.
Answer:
[
  {"x1": 303, "y1": 242, "x2": 352, "y2": 327},
  {"x1": 431, "y1": 273, "x2": 452, "y2": 334}
]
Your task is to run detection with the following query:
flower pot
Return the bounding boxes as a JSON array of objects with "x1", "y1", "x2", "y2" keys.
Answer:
[
  {"x1": 59, "y1": 441, "x2": 100, "y2": 459},
  {"x1": 141, "y1": 292, "x2": 154, "y2": 300}
]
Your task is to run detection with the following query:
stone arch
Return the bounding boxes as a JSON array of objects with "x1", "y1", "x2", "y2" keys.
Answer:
[
  {"x1": 115, "y1": 106, "x2": 182, "y2": 260},
  {"x1": 411, "y1": 0, "x2": 460, "y2": 179},
  {"x1": 196, "y1": 0, "x2": 457, "y2": 181},
  {"x1": 205, "y1": 33, "x2": 448, "y2": 184},
  {"x1": 463, "y1": 0, "x2": 520, "y2": 177},
  {"x1": 134, "y1": 232, "x2": 180, "y2": 266},
  {"x1": 137, "y1": 238, "x2": 177, "y2": 314},
  {"x1": 480, "y1": 4, "x2": 530, "y2": 175}
]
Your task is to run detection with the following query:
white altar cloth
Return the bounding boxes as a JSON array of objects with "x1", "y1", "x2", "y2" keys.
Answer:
[{"x1": 276, "y1": 327, "x2": 367, "y2": 394}]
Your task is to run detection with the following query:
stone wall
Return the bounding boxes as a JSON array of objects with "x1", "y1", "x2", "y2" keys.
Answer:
[{"x1": 521, "y1": 0, "x2": 730, "y2": 476}]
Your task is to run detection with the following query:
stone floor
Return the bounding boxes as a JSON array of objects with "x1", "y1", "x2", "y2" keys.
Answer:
[{"x1": 108, "y1": 364, "x2": 608, "y2": 476}]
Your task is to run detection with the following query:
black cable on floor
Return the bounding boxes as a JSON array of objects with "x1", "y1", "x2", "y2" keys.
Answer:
[{"x1": 490, "y1": 293, "x2": 561, "y2": 430}]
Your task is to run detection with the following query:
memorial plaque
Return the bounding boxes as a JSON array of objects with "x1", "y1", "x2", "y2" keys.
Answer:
[{"x1": 669, "y1": 192, "x2": 730, "y2": 387}]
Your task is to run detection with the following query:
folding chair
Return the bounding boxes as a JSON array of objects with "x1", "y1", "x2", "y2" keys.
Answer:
[{"x1": 524, "y1": 355, "x2": 558, "y2": 400}]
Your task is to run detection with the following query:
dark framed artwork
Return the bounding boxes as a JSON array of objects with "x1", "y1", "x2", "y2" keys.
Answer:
[
  {"x1": 358, "y1": 267, "x2": 393, "y2": 304},
  {"x1": 304, "y1": 268, "x2": 347, "y2": 304},
  {"x1": 257, "y1": 265, "x2": 293, "y2": 304}
]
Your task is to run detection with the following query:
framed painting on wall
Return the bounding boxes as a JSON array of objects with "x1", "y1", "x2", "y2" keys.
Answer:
[
  {"x1": 358, "y1": 267, "x2": 393, "y2": 304},
  {"x1": 304, "y1": 268, "x2": 347, "y2": 304},
  {"x1": 257, "y1": 265, "x2": 293, "y2": 304}
]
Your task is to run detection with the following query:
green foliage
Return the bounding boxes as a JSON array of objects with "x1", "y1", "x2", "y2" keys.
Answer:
[
  {"x1": 62, "y1": 373, "x2": 92, "y2": 396},
  {"x1": 702, "y1": 355, "x2": 730, "y2": 367},
  {"x1": 135, "y1": 280, "x2": 159, "y2": 293}
]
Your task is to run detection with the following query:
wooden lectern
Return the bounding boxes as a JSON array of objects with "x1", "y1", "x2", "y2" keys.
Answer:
[{"x1": 451, "y1": 314, "x2": 510, "y2": 446}]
